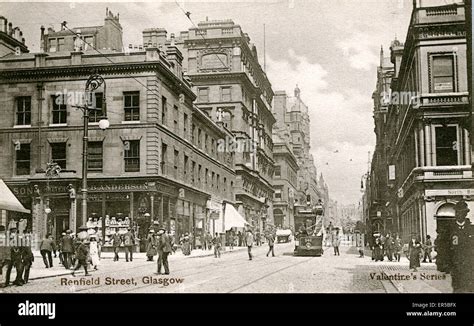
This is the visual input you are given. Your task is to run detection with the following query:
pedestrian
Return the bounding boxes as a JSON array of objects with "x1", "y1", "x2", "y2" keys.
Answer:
[
  {"x1": 21, "y1": 245, "x2": 34, "y2": 284},
  {"x1": 156, "y1": 228, "x2": 171, "y2": 275},
  {"x1": 181, "y1": 233, "x2": 191, "y2": 256},
  {"x1": 385, "y1": 234, "x2": 394, "y2": 261},
  {"x1": 332, "y1": 230, "x2": 341, "y2": 256},
  {"x1": 146, "y1": 230, "x2": 157, "y2": 261},
  {"x1": 408, "y1": 235, "x2": 422, "y2": 272},
  {"x1": 212, "y1": 233, "x2": 222, "y2": 258},
  {"x1": 255, "y1": 232, "x2": 261, "y2": 246},
  {"x1": 393, "y1": 234, "x2": 402, "y2": 262},
  {"x1": 89, "y1": 236, "x2": 100, "y2": 270},
  {"x1": 238, "y1": 231, "x2": 243, "y2": 247},
  {"x1": 373, "y1": 237, "x2": 383, "y2": 262},
  {"x1": 112, "y1": 230, "x2": 122, "y2": 262},
  {"x1": 61, "y1": 230, "x2": 74, "y2": 269},
  {"x1": 71, "y1": 240, "x2": 90, "y2": 277},
  {"x1": 5, "y1": 245, "x2": 25, "y2": 286},
  {"x1": 123, "y1": 228, "x2": 135, "y2": 262},
  {"x1": 39, "y1": 234, "x2": 54, "y2": 268},
  {"x1": 245, "y1": 229, "x2": 254, "y2": 260},
  {"x1": 356, "y1": 232, "x2": 364, "y2": 258},
  {"x1": 422, "y1": 235, "x2": 433, "y2": 263},
  {"x1": 266, "y1": 232, "x2": 275, "y2": 257},
  {"x1": 449, "y1": 200, "x2": 473, "y2": 293},
  {"x1": 206, "y1": 232, "x2": 213, "y2": 251},
  {"x1": 200, "y1": 233, "x2": 207, "y2": 250},
  {"x1": 57, "y1": 232, "x2": 65, "y2": 266},
  {"x1": 228, "y1": 231, "x2": 234, "y2": 251}
]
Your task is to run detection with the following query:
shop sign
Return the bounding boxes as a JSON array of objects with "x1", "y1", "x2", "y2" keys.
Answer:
[
  {"x1": 425, "y1": 189, "x2": 474, "y2": 197},
  {"x1": 89, "y1": 183, "x2": 148, "y2": 192}
]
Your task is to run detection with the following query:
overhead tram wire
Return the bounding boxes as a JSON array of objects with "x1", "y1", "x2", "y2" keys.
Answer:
[{"x1": 173, "y1": 0, "x2": 230, "y2": 71}]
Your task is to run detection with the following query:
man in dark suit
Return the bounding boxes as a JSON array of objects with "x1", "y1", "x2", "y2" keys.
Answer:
[
  {"x1": 450, "y1": 200, "x2": 473, "y2": 293},
  {"x1": 157, "y1": 228, "x2": 171, "y2": 274},
  {"x1": 61, "y1": 230, "x2": 74, "y2": 269}
]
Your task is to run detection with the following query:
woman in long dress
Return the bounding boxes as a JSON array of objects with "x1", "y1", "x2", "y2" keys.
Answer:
[
  {"x1": 89, "y1": 236, "x2": 100, "y2": 270},
  {"x1": 146, "y1": 230, "x2": 157, "y2": 261}
]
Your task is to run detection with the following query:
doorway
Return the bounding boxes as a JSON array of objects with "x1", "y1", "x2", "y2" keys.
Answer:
[{"x1": 55, "y1": 215, "x2": 69, "y2": 241}]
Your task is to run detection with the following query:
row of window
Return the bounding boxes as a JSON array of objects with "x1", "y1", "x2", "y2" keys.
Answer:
[
  {"x1": 159, "y1": 142, "x2": 233, "y2": 194},
  {"x1": 273, "y1": 165, "x2": 297, "y2": 184},
  {"x1": 197, "y1": 86, "x2": 232, "y2": 103},
  {"x1": 14, "y1": 92, "x2": 136, "y2": 126},
  {"x1": 14, "y1": 140, "x2": 140, "y2": 175}
]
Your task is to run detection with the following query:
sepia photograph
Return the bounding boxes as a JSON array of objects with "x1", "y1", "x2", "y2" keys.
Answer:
[{"x1": 0, "y1": 0, "x2": 472, "y2": 320}]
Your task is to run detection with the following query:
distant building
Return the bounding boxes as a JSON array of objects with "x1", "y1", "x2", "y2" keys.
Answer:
[
  {"x1": 273, "y1": 87, "x2": 329, "y2": 219},
  {"x1": 175, "y1": 19, "x2": 276, "y2": 233}
]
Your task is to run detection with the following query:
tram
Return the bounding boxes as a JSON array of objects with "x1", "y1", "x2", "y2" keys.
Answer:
[{"x1": 293, "y1": 200, "x2": 324, "y2": 256}]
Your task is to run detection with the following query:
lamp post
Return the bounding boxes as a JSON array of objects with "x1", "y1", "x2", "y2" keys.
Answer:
[{"x1": 74, "y1": 74, "x2": 109, "y2": 230}]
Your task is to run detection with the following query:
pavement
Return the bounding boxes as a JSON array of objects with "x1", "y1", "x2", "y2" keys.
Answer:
[
  {"x1": 1, "y1": 245, "x2": 250, "y2": 282},
  {"x1": 0, "y1": 245, "x2": 453, "y2": 293}
]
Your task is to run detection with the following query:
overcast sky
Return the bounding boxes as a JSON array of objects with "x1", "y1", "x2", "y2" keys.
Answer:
[{"x1": 2, "y1": 0, "x2": 420, "y2": 205}]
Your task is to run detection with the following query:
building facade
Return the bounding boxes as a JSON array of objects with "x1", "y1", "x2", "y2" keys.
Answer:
[
  {"x1": 366, "y1": 1, "x2": 472, "y2": 244},
  {"x1": 271, "y1": 122, "x2": 298, "y2": 230},
  {"x1": 0, "y1": 12, "x2": 235, "y2": 249},
  {"x1": 273, "y1": 87, "x2": 329, "y2": 223},
  {"x1": 175, "y1": 19, "x2": 276, "y2": 233}
]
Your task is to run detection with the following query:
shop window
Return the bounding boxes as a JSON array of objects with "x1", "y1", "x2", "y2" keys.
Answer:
[
  {"x1": 15, "y1": 143, "x2": 30, "y2": 175},
  {"x1": 124, "y1": 140, "x2": 140, "y2": 172},
  {"x1": 16, "y1": 97, "x2": 31, "y2": 126},
  {"x1": 51, "y1": 95, "x2": 67, "y2": 124},
  {"x1": 51, "y1": 142, "x2": 67, "y2": 169},
  {"x1": 88, "y1": 141, "x2": 103, "y2": 172},
  {"x1": 124, "y1": 92, "x2": 140, "y2": 121},
  {"x1": 435, "y1": 126, "x2": 458, "y2": 166},
  {"x1": 90, "y1": 92, "x2": 105, "y2": 123},
  {"x1": 431, "y1": 55, "x2": 455, "y2": 93}
]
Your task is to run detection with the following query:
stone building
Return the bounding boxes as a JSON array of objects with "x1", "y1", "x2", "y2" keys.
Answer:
[
  {"x1": 366, "y1": 1, "x2": 472, "y2": 243},
  {"x1": 173, "y1": 19, "x2": 276, "y2": 233},
  {"x1": 273, "y1": 87, "x2": 329, "y2": 220},
  {"x1": 0, "y1": 11, "x2": 235, "y2": 249},
  {"x1": 271, "y1": 122, "x2": 298, "y2": 230}
]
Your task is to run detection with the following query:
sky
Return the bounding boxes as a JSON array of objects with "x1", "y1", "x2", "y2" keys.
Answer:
[{"x1": 2, "y1": 0, "x2": 421, "y2": 205}]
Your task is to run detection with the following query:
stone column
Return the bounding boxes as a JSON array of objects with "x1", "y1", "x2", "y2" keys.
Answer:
[
  {"x1": 424, "y1": 124, "x2": 432, "y2": 166},
  {"x1": 419, "y1": 126, "x2": 425, "y2": 166}
]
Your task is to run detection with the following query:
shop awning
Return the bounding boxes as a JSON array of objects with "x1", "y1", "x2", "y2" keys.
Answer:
[
  {"x1": 224, "y1": 204, "x2": 249, "y2": 230},
  {"x1": 0, "y1": 179, "x2": 30, "y2": 214}
]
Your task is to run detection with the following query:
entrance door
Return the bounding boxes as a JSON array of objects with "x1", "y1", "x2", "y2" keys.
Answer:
[{"x1": 55, "y1": 215, "x2": 69, "y2": 241}]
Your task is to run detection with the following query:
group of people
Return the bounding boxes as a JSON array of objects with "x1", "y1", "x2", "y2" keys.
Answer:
[{"x1": 0, "y1": 227, "x2": 34, "y2": 287}]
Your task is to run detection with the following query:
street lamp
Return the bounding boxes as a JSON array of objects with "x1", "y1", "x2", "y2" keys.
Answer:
[{"x1": 74, "y1": 73, "x2": 109, "y2": 230}]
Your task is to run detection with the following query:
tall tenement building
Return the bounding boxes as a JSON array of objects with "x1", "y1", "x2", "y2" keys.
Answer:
[
  {"x1": 365, "y1": 1, "x2": 472, "y2": 244},
  {"x1": 174, "y1": 19, "x2": 276, "y2": 232},
  {"x1": 273, "y1": 87, "x2": 329, "y2": 225},
  {"x1": 0, "y1": 10, "x2": 235, "y2": 249}
]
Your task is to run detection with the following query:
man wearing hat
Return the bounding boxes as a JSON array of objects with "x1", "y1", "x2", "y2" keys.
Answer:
[
  {"x1": 61, "y1": 230, "x2": 74, "y2": 269},
  {"x1": 123, "y1": 228, "x2": 136, "y2": 262},
  {"x1": 449, "y1": 200, "x2": 473, "y2": 293},
  {"x1": 245, "y1": 229, "x2": 254, "y2": 260}
]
